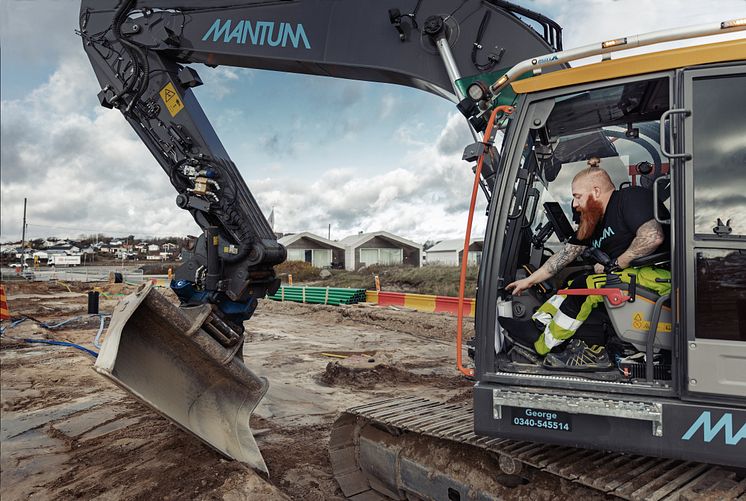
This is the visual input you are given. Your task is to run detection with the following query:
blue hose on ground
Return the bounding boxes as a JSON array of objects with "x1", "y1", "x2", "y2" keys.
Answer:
[
  {"x1": 36, "y1": 313, "x2": 110, "y2": 346},
  {"x1": 0, "y1": 317, "x2": 27, "y2": 335},
  {"x1": 1, "y1": 314, "x2": 106, "y2": 358},
  {"x1": 21, "y1": 338, "x2": 99, "y2": 358},
  {"x1": 93, "y1": 314, "x2": 109, "y2": 349},
  {"x1": 40, "y1": 316, "x2": 87, "y2": 329}
]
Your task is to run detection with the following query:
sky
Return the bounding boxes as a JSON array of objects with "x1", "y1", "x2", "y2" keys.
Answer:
[{"x1": 1, "y1": 0, "x2": 745, "y2": 244}]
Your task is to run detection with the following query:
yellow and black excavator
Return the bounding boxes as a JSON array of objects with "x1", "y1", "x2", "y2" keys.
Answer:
[{"x1": 79, "y1": 1, "x2": 746, "y2": 498}]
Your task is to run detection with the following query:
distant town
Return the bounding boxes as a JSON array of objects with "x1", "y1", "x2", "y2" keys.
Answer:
[
  {"x1": 1, "y1": 231, "x2": 485, "y2": 269},
  {"x1": 0, "y1": 235, "x2": 190, "y2": 267}
]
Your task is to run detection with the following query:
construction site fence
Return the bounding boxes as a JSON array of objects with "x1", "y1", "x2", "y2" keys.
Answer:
[
  {"x1": 0, "y1": 268, "x2": 168, "y2": 285},
  {"x1": 3, "y1": 269, "x2": 476, "y2": 316},
  {"x1": 366, "y1": 291, "x2": 475, "y2": 317},
  {"x1": 266, "y1": 286, "x2": 475, "y2": 317}
]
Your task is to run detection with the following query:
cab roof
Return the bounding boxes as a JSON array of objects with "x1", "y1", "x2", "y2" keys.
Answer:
[{"x1": 511, "y1": 38, "x2": 746, "y2": 94}]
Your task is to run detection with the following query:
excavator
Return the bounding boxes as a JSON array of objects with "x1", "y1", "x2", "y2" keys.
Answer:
[{"x1": 79, "y1": 1, "x2": 746, "y2": 498}]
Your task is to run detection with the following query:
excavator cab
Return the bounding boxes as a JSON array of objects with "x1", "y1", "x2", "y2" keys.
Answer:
[
  {"x1": 488, "y1": 74, "x2": 675, "y2": 378},
  {"x1": 473, "y1": 44, "x2": 746, "y2": 467}
]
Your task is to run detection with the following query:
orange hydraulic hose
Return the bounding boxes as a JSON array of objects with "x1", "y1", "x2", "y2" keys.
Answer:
[{"x1": 456, "y1": 105, "x2": 513, "y2": 377}]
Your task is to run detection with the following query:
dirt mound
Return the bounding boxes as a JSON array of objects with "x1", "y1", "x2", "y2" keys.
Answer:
[
  {"x1": 257, "y1": 299, "x2": 475, "y2": 342},
  {"x1": 255, "y1": 422, "x2": 342, "y2": 500},
  {"x1": 319, "y1": 361, "x2": 470, "y2": 390},
  {"x1": 3, "y1": 280, "x2": 105, "y2": 295}
]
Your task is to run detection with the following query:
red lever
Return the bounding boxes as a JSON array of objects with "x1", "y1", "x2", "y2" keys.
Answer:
[{"x1": 557, "y1": 288, "x2": 631, "y2": 307}]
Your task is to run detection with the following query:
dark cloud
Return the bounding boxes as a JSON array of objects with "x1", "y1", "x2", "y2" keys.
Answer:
[
  {"x1": 1, "y1": 55, "x2": 199, "y2": 241},
  {"x1": 0, "y1": 107, "x2": 41, "y2": 183},
  {"x1": 259, "y1": 132, "x2": 296, "y2": 157},
  {"x1": 0, "y1": 0, "x2": 80, "y2": 66},
  {"x1": 435, "y1": 114, "x2": 473, "y2": 155}
]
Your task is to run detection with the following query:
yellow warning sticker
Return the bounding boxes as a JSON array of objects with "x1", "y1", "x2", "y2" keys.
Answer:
[
  {"x1": 159, "y1": 82, "x2": 184, "y2": 117},
  {"x1": 632, "y1": 312, "x2": 672, "y2": 332}
]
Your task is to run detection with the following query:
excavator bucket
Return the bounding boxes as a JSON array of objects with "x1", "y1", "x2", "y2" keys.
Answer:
[{"x1": 94, "y1": 284, "x2": 269, "y2": 473}]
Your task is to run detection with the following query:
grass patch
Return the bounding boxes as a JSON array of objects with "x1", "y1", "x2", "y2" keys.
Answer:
[
  {"x1": 275, "y1": 260, "x2": 322, "y2": 282},
  {"x1": 312, "y1": 265, "x2": 478, "y2": 298}
]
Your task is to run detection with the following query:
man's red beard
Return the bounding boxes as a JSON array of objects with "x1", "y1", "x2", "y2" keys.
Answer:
[{"x1": 576, "y1": 196, "x2": 605, "y2": 240}]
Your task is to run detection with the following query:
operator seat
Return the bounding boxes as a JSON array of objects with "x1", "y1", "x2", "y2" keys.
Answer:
[{"x1": 597, "y1": 251, "x2": 672, "y2": 352}]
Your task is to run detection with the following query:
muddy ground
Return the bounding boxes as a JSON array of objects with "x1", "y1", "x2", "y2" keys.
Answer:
[{"x1": 1, "y1": 281, "x2": 598, "y2": 500}]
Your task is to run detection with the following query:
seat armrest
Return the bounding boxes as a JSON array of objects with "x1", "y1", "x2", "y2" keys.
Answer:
[{"x1": 629, "y1": 252, "x2": 669, "y2": 268}]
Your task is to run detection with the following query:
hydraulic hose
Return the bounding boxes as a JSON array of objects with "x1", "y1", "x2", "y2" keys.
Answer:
[
  {"x1": 21, "y1": 339, "x2": 98, "y2": 358},
  {"x1": 1, "y1": 313, "x2": 108, "y2": 358},
  {"x1": 456, "y1": 105, "x2": 513, "y2": 378},
  {"x1": 40, "y1": 316, "x2": 87, "y2": 329},
  {"x1": 93, "y1": 314, "x2": 109, "y2": 349}
]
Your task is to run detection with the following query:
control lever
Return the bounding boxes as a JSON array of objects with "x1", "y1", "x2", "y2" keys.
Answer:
[
  {"x1": 532, "y1": 221, "x2": 554, "y2": 248},
  {"x1": 584, "y1": 248, "x2": 635, "y2": 301},
  {"x1": 583, "y1": 247, "x2": 620, "y2": 272}
]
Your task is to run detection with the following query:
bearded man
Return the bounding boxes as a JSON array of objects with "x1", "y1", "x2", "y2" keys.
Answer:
[{"x1": 501, "y1": 159, "x2": 669, "y2": 370}]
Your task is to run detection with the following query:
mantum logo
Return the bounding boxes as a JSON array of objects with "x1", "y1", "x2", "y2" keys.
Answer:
[
  {"x1": 202, "y1": 19, "x2": 311, "y2": 49},
  {"x1": 681, "y1": 411, "x2": 746, "y2": 446},
  {"x1": 532, "y1": 54, "x2": 559, "y2": 65}
]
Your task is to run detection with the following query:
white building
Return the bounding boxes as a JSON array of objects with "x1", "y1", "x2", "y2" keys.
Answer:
[
  {"x1": 339, "y1": 231, "x2": 422, "y2": 271},
  {"x1": 425, "y1": 238, "x2": 484, "y2": 266},
  {"x1": 33, "y1": 251, "x2": 49, "y2": 261},
  {"x1": 278, "y1": 232, "x2": 344, "y2": 268}
]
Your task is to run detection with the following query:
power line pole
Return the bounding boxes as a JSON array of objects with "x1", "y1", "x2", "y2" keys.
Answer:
[{"x1": 21, "y1": 198, "x2": 27, "y2": 259}]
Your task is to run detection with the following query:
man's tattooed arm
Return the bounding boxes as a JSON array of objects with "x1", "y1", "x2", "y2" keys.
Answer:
[
  {"x1": 617, "y1": 219, "x2": 665, "y2": 268},
  {"x1": 505, "y1": 242, "x2": 586, "y2": 295},
  {"x1": 544, "y1": 243, "x2": 586, "y2": 276}
]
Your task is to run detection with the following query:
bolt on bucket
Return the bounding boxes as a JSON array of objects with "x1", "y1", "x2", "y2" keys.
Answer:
[{"x1": 94, "y1": 284, "x2": 269, "y2": 473}]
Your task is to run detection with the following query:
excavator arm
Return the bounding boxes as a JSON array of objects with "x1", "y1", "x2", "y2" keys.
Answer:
[
  {"x1": 79, "y1": 0, "x2": 561, "y2": 473},
  {"x1": 80, "y1": 0, "x2": 559, "y2": 323}
]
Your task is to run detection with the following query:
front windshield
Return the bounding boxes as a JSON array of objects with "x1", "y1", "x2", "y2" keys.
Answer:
[{"x1": 513, "y1": 76, "x2": 670, "y2": 246}]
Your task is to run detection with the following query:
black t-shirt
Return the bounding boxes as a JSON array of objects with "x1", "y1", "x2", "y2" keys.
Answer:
[{"x1": 571, "y1": 187, "x2": 669, "y2": 259}]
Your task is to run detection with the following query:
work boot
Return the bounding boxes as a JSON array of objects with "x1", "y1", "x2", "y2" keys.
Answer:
[
  {"x1": 498, "y1": 317, "x2": 541, "y2": 353},
  {"x1": 543, "y1": 339, "x2": 614, "y2": 371},
  {"x1": 508, "y1": 344, "x2": 542, "y2": 365}
]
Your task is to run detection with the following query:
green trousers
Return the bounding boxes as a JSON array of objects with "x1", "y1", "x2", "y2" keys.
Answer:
[{"x1": 531, "y1": 266, "x2": 671, "y2": 355}]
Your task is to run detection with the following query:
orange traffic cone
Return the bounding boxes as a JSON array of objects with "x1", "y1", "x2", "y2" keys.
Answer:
[{"x1": 0, "y1": 285, "x2": 10, "y2": 320}]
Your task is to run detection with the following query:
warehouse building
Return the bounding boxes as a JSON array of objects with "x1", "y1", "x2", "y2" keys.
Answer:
[
  {"x1": 425, "y1": 238, "x2": 483, "y2": 266},
  {"x1": 278, "y1": 232, "x2": 345, "y2": 268},
  {"x1": 340, "y1": 231, "x2": 422, "y2": 271}
]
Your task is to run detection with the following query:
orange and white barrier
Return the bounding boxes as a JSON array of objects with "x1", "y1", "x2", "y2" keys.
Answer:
[
  {"x1": 0, "y1": 285, "x2": 10, "y2": 320},
  {"x1": 365, "y1": 290, "x2": 475, "y2": 317}
]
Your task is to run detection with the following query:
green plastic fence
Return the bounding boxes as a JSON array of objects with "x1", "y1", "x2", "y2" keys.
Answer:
[{"x1": 266, "y1": 286, "x2": 367, "y2": 306}]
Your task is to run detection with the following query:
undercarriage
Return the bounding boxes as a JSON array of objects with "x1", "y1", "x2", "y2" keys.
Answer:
[{"x1": 331, "y1": 396, "x2": 746, "y2": 500}]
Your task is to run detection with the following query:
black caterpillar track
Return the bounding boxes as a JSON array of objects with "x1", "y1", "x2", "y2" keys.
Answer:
[{"x1": 330, "y1": 396, "x2": 746, "y2": 501}]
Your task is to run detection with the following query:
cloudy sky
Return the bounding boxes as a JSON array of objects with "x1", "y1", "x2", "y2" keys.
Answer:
[{"x1": 1, "y1": 0, "x2": 744, "y2": 243}]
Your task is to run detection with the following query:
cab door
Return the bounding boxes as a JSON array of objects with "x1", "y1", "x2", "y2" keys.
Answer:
[{"x1": 678, "y1": 64, "x2": 746, "y2": 399}]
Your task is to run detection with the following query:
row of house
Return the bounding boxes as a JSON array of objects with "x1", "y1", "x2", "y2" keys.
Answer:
[
  {"x1": 1, "y1": 239, "x2": 182, "y2": 265},
  {"x1": 1, "y1": 240, "x2": 95, "y2": 266},
  {"x1": 98, "y1": 241, "x2": 179, "y2": 260},
  {"x1": 278, "y1": 231, "x2": 483, "y2": 270},
  {"x1": 279, "y1": 231, "x2": 421, "y2": 270}
]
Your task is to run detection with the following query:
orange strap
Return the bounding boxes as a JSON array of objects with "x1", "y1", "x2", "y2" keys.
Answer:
[{"x1": 456, "y1": 105, "x2": 513, "y2": 377}]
